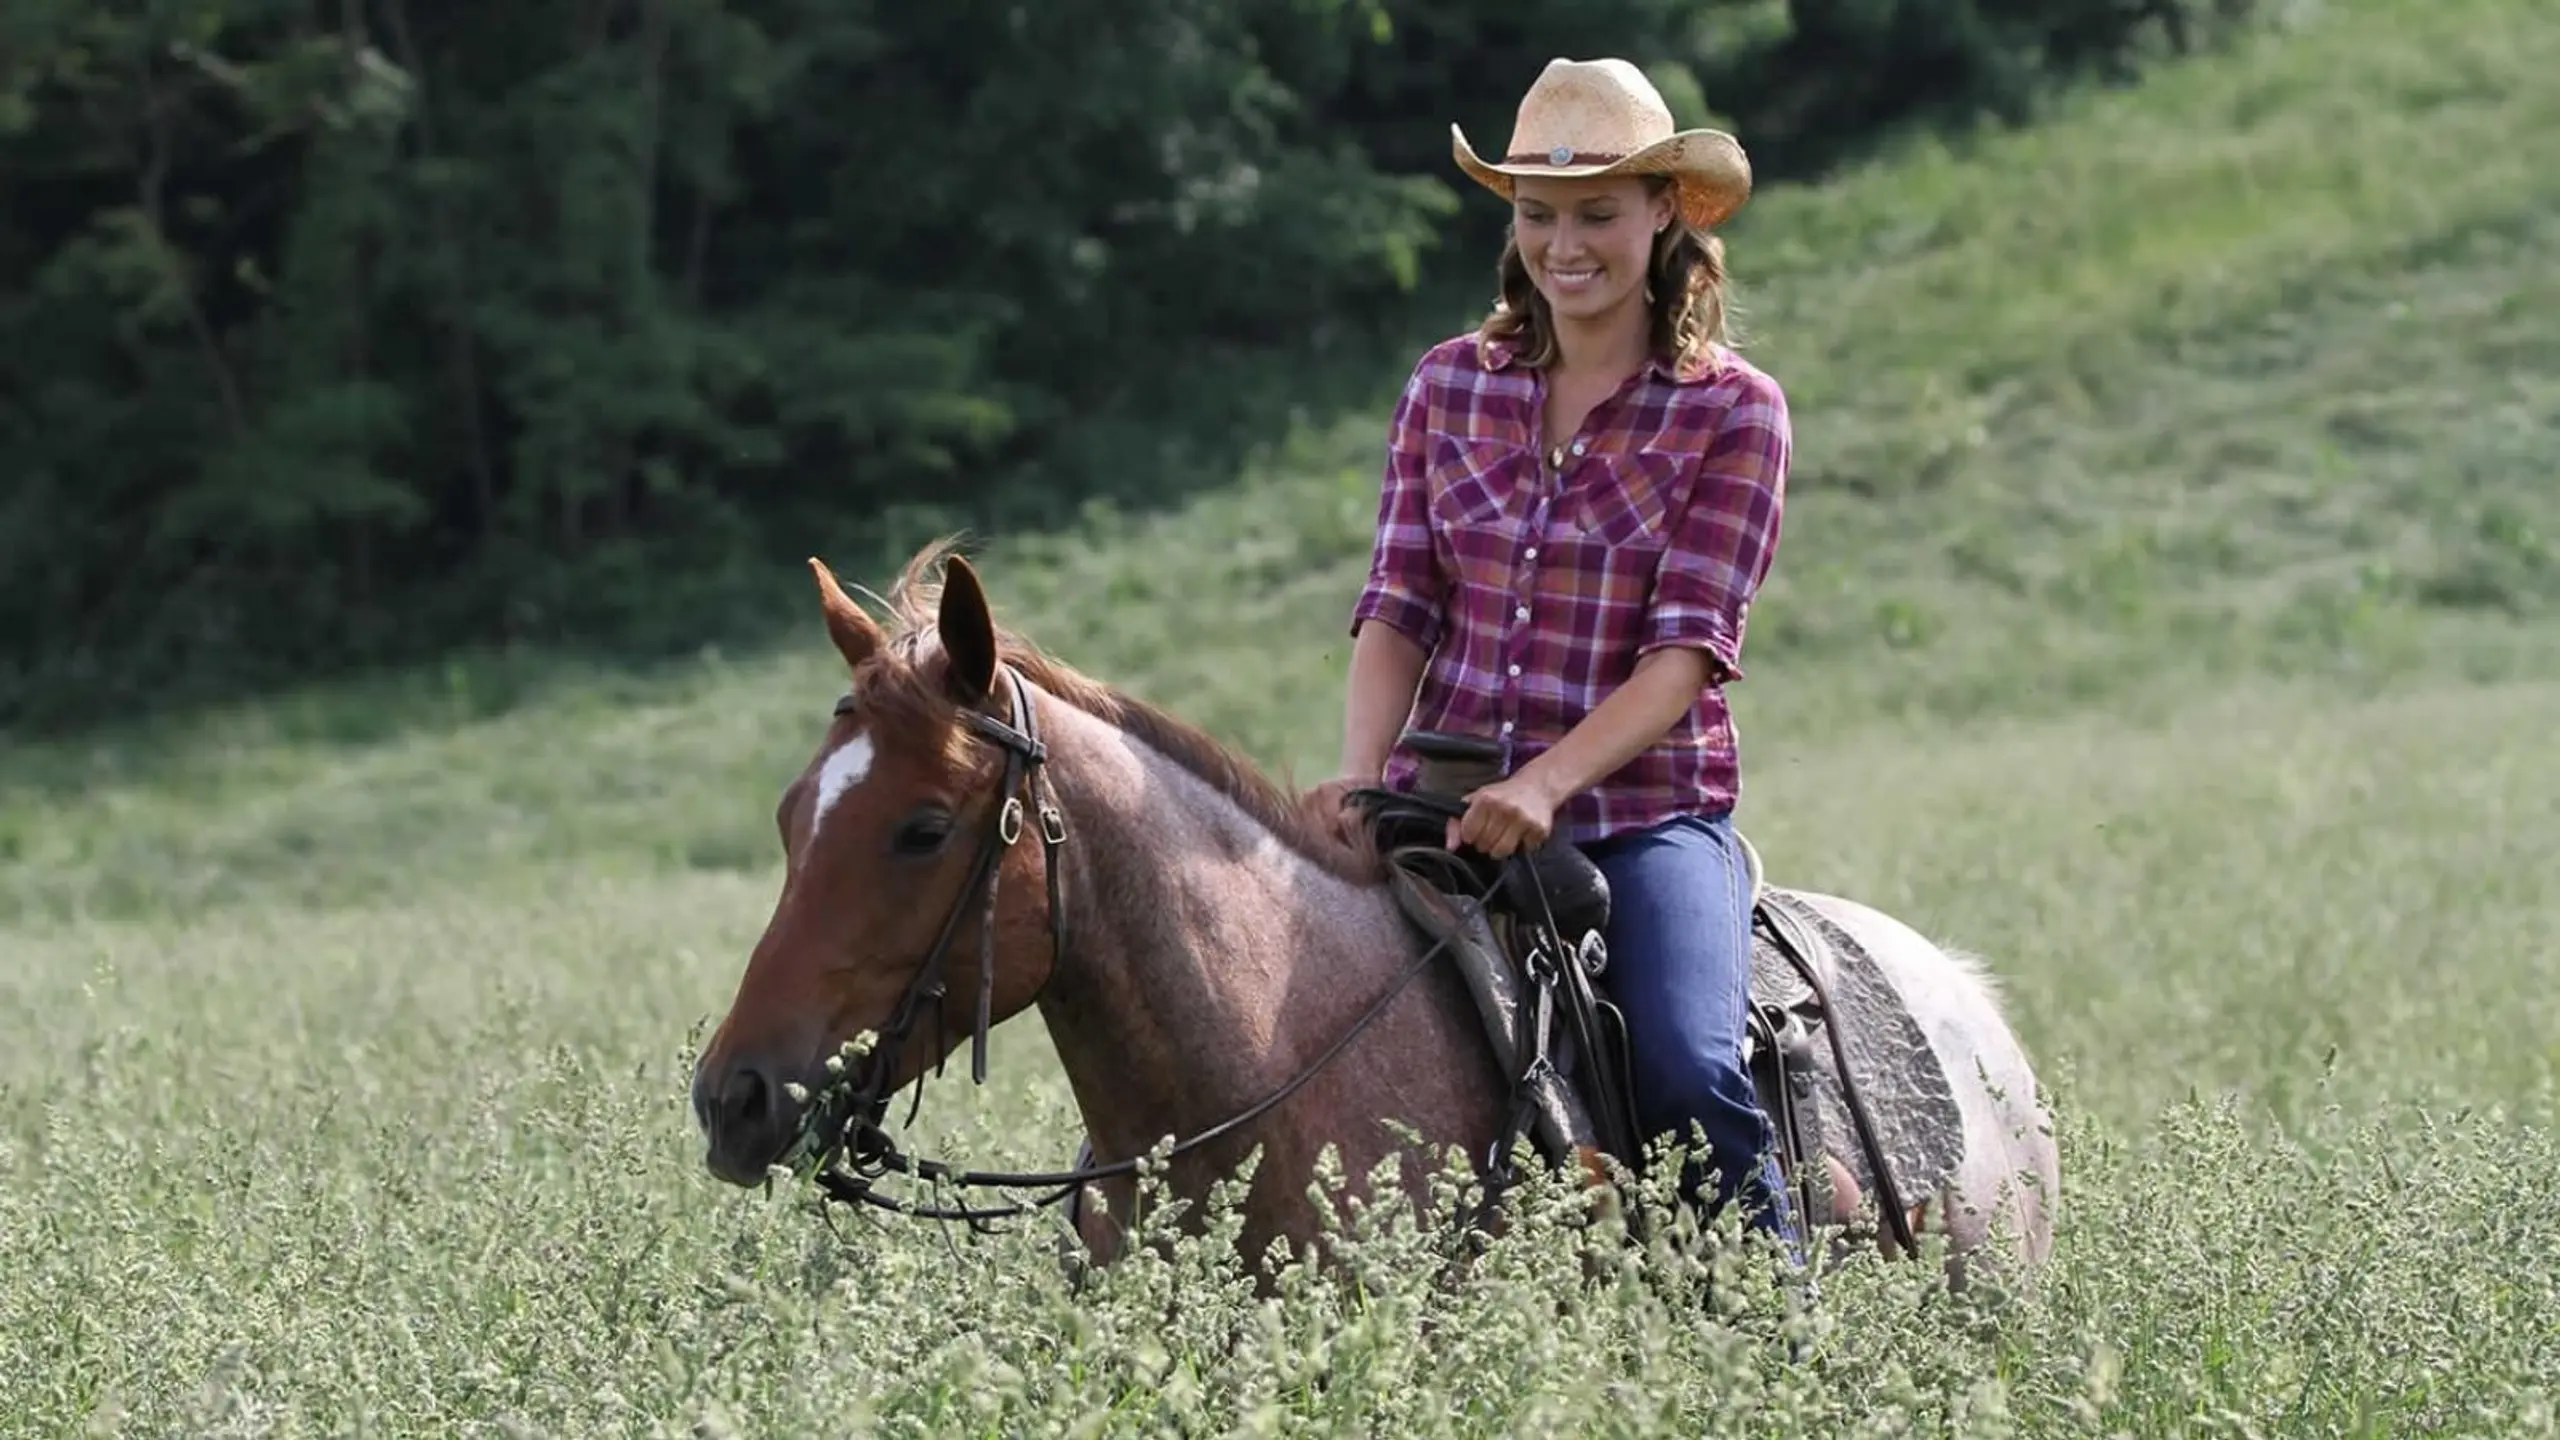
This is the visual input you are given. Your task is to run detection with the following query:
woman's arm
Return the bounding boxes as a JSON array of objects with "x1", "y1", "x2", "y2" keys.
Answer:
[
  {"x1": 1512, "y1": 644, "x2": 1712, "y2": 802},
  {"x1": 1521, "y1": 371, "x2": 1788, "y2": 800},
  {"x1": 1452, "y1": 371, "x2": 1790, "y2": 856},
  {"x1": 1337, "y1": 357, "x2": 1444, "y2": 783},
  {"x1": 1336, "y1": 620, "x2": 1430, "y2": 782}
]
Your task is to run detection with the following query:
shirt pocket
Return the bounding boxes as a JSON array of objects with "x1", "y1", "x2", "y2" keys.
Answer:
[
  {"x1": 1567, "y1": 451, "x2": 1682, "y2": 551},
  {"x1": 1426, "y1": 436, "x2": 1518, "y2": 531}
]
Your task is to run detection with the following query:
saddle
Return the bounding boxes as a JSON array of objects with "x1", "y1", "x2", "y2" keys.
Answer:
[{"x1": 1353, "y1": 730, "x2": 1943, "y2": 1254}]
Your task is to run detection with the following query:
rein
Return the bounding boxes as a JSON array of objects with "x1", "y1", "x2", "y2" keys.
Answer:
[{"x1": 797, "y1": 660, "x2": 1456, "y2": 1229}]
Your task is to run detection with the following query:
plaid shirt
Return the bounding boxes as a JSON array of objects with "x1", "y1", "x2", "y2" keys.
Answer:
[{"x1": 1349, "y1": 330, "x2": 1790, "y2": 845}]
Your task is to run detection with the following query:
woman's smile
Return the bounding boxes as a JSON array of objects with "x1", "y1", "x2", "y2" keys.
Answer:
[{"x1": 1542, "y1": 262, "x2": 1602, "y2": 294}]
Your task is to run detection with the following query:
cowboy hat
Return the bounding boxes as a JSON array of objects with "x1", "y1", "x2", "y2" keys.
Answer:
[{"x1": 1451, "y1": 58, "x2": 1752, "y2": 231}]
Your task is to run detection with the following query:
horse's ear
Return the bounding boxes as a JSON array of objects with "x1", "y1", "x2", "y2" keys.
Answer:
[
  {"x1": 936, "y1": 553, "x2": 998, "y2": 705},
  {"x1": 808, "y1": 557, "x2": 883, "y2": 671}
]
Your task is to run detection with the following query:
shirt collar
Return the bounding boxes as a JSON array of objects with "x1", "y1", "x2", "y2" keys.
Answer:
[{"x1": 1477, "y1": 332, "x2": 1725, "y2": 386}]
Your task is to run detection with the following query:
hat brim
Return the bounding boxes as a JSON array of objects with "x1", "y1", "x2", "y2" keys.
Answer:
[{"x1": 1451, "y1": 122, "x2": 1752, "y2": 230}]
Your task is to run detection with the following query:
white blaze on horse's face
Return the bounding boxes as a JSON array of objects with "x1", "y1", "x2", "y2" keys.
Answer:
[{"x1": 809, "y1": 730, "x2": 876, "y2": 840}]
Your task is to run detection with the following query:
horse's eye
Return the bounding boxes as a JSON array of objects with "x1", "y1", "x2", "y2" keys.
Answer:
[{"x1": 892, "y1": 807, "x2": 954, "y2": 859}]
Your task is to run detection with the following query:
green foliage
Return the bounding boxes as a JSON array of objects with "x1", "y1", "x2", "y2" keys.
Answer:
[
  {"x1": 0, "y1": 0, "x2": 2259, "y2": 731},
  {"x1": 0, "y1": 0, "x2": 1445, "y2": 724}
]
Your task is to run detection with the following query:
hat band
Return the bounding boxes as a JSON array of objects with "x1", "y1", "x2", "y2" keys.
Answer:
[{"x1": 1504, "y1": 147, "x2": 1634, "y2": 167}]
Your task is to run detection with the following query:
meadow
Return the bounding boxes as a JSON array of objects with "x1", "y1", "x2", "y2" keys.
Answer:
[{"x1": 4, "y1": 0, "x2": 2558, "y2": 1432}]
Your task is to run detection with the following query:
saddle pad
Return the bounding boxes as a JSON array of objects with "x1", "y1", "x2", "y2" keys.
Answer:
[{"x1": 1750, "y1": 889, "x2": 1968, "y2": 1211}]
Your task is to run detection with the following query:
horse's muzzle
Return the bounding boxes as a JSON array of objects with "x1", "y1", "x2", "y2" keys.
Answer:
[{"x1": 694, "y1": 1057, "x2": 801, "y2": 1186}]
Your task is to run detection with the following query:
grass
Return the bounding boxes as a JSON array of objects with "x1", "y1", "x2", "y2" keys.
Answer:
[
  {"x1": 5, "y1": 0, "x2": 2559, "y2": 1431},
  {"x1": 7, "y1": 676, "x2": 2554, "y2": 1435}
]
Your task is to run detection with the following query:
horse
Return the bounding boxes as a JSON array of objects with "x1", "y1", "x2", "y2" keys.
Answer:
[{"x1": 689, "y1": 540, "x2": 2059, "y2": 1289}]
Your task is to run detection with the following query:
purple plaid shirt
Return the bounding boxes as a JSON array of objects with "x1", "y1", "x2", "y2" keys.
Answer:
[{"x1": 1349, "y1": 330, "x2": 1790, "y2": 845}]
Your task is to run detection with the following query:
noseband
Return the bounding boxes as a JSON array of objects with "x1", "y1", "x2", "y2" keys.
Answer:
[{"x1": 794, "y1": 659, "x2": 1460, "y2": 1229}]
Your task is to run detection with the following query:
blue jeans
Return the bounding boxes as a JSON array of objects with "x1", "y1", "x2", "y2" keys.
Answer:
[{"x1": 1582, "y1": 811, "x2": 1802, "y2": 1259}]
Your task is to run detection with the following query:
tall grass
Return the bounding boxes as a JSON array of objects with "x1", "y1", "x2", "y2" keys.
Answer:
[{"x1": 5, "y1": 673, "x2": 2553, "y2": 1435}]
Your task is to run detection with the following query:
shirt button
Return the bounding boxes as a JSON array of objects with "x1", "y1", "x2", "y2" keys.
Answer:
[
  {"x1": 1524, "y1": 546, "x2": 1539, "y2": 560},
  {"x1": 1570, "y1": 438, "x2": 1588, "y2": 456},
  {"x1": 1514, "y1": 606, "x2": 1530, "y2": 621},
  {"x1": 1500, "y1": 721, "x2": 1515, "y2": 735},
  {"x1": 1507, "y1": 664, "x2": 1522, "y2": 677}
]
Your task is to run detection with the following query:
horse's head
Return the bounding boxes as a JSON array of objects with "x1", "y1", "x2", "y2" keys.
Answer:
[{"x1": 691, "y1": 548, "x2": 1066, "y2": 1186}]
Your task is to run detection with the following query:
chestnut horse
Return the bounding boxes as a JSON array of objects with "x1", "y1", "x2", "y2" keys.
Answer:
[{"x1": 690, "y1": 542, "x2": 2058, "y2": 1283}]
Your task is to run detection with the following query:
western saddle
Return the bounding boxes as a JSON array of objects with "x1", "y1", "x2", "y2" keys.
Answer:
[{"x1": 1349, "y1": 729, "x2": 1916, "y2": 1255}]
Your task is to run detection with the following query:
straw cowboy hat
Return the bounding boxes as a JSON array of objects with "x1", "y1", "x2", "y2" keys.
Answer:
[{"x1": 1451, "y1": 58, "x2": 1752, "y2": 231}]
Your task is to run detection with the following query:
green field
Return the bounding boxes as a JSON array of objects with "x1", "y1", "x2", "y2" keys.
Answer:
[{"x1": 6, "y1": 0, "x2": 2558, "y2": 1432}]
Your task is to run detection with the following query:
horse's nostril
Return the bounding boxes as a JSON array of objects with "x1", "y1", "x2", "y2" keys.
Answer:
[
  {"x1": 718, "y1": 1064, "x2": 773, "y2": 1130},
  {"x1": 700, "y1": 1059, "x2": 802, "y2": 1185}
]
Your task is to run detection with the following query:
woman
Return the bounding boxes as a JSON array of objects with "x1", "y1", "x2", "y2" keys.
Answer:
[{"x1": 1327, "y1": 58, "x2": 1801, "y2": 1260}]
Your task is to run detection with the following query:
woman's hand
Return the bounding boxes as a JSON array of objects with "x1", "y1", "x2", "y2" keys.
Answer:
[{"x1": 1447, "y1": 768, "x2": 1566, "y2": 858}]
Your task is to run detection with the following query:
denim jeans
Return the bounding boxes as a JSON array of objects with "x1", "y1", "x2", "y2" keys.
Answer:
[{"x1": 1581, "y1": 810, "x2": 1802, "y2": 1259}]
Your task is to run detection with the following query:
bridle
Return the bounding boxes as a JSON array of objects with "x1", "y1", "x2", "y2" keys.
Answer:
[{"x1": 796, "y1": 659, "x2": 1455, "y2": 1230}]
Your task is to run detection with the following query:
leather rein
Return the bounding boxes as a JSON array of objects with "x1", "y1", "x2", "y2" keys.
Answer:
[{"x1": 798, "y1": 660, "x2": 1453, "y2": 1229}]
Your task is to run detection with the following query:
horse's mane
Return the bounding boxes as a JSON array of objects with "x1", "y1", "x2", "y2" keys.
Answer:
[{"x1": 858, "y1": 540, "x2": 1387, "y2": 885}]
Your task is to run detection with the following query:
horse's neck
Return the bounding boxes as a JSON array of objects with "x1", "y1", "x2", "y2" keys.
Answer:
[{"x1": 1028, "y1": 699, "x2": 1425, "y2": 1163}]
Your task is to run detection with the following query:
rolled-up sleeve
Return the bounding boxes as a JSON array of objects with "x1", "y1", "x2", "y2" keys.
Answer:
[
  {"x1": 1641, "y1": 370, "x2": 1789, "y2": 682},
  {"x1": 1348, "y1": 363, "x2": 1445, "y2": 651}
]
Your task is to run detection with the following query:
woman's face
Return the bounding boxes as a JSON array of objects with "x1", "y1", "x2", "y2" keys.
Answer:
[{"x1": 1511, "y1": 175, "x2": 1672, "y2": 326}]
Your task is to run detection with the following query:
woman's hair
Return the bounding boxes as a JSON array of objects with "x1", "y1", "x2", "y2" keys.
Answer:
[{"x1": 1479, "y1": 174, "x2": 1734, "y2": 375}]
